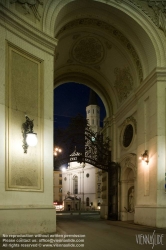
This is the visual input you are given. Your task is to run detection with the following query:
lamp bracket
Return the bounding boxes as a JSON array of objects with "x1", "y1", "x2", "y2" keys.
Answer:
[{"x1": 22, "y1": 115, "x2": 34, "y2": 153}]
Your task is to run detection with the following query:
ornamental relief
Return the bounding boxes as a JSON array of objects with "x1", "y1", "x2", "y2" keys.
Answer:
[
  {"x1": 10, "y1": 0, "x2": 43, "y2": 21},
  {"x1": 120, "y1": 154, "x2": 137, "y2": 179},
  {"x1": 72, "y1": 36, "x2": 105, "y2": 65},
  {"x1": 58, "y1": 18, "x2": 143, "y2": 82},
  {"x1": 114, "y1": 67, "x2": 134, "y2": 103},
  {"x1": 128, "y1": 0, "x2": 166, "y2": 36},
  {"x1": 66, "y1": 35, "x2": 111, "y2": 71},
  {"x1": 121, "y1": 116, "x2": 137, "y2": 133}
]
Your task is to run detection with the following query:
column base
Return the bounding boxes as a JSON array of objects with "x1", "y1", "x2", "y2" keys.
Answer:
[
  {"x1": 0, "y1": 206, "x2": 56, "y2": 235},
  {"x1": 100, "y1": 204, "x2": 108, "y2": 219}
]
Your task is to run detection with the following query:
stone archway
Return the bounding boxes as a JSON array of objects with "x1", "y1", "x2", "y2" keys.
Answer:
[
  {"x1": 120, "y1": 154, "x2": 136, "y2": 221},
  {"x1": 1, "y1": 0, "x2": 166, "y2": 234}
]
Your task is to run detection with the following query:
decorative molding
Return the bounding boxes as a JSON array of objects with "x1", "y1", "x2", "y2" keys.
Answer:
[
  {"x1": 115, "y1": 0, "x2": 123, "y2": 3},
  {"x1": 72, "y1": 36, "x2": 105, "y2": 65},
  {"x1": 57, "y1": 18, "x2": 143, "y2": 82},
  {"x1": 128, "y1": 0, "x2": 166, "y2": 36},
  {"x1": 120, "y1": 153, "x2": 137, "y2": 179},
  {"x1": 114, "y1": 67, "x2": 134, "y2": 103},
  {"x1": 10, "y1": 0, "x2": 43, "y2": 21},
  {"x1": 121, "y1": 116, "x2": 137, "y2": 133},
  {"x1": 6, "y1": 42, "x2": 44, "y2": 192},
  {"x1": 0, "y1": 6, "x2": 57, "y2": 55}
]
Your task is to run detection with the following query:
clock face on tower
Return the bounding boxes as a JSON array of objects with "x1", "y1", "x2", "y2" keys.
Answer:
[{"x1": 91, "y1": 136, "x2": 95, "y2": 142}]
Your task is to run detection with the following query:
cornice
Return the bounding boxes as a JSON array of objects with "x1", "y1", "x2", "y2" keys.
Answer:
[
  {"x1": 135, "y1": 205, "x2": 166, "y2": 208},
  {"x1": 0, "y1": 205, "x2": 54, "y2": 209},
  {"x1": 115, "y1": 67, "x2": 166, "y2": 122},
  {"x1": 135, "y1": 67, "x2": 166, "y2": 97},
  {"x1": 0, "y1": 4, "x2": 57, "y2": 55}
]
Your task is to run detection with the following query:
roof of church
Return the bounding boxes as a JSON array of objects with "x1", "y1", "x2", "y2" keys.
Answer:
[
  {"x1": 88, "y1": 89, "x2": 98, "y2": 106},
  {"x1": 70, "y1": 147, "x2": 81, "y2": 156}
]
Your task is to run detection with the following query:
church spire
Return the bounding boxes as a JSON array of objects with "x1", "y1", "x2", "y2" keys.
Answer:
[{"x1": 88, "y1": 89, "x2": 98, "y2": 106}]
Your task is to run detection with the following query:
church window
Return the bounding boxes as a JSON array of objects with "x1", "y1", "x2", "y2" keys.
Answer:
[
  {"x1": 93, "y1": 109, "x2": 94, "y2": 114},
  {"x1": 88, "y1": 110, "x2": 90, "y2": 114},
  {"x1": 92, "y1": 119, "x2": 94, "y2": 125},
  {"x1": 73, "y1": 176, "x2": 78, "y2": 194}
]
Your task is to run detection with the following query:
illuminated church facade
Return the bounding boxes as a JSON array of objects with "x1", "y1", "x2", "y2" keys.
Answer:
[{"x1": 62, "y1": 91, "x2": 102, "y2": 211}]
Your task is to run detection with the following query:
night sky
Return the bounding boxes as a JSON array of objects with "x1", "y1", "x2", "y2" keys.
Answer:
[{"x1": 54, "y1": 82, "x2": 106, "y2": 129}]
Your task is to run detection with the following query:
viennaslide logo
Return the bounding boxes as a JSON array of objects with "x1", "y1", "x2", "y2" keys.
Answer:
[{"x1": 136, "y1": 230, "x2": 164, "y2": 249}]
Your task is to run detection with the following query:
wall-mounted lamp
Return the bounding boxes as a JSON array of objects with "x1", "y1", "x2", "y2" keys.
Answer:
[
  {"x1": 139, "y1": 150, "x2": 149, "y2": 164},
  {"x1": 22, "y1": 115, "x2": 37, "y2": 153}
]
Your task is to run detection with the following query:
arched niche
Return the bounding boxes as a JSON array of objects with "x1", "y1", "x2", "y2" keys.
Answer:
[{"x1": 119, "y1": 153, "x2": 136, "y2": 221}]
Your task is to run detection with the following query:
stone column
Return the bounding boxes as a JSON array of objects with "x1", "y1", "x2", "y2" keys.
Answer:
[{"x1": 0, "y1": 5, "x2": 57, "y2": 234}]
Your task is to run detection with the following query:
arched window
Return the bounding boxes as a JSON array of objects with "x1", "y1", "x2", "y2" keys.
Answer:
[{"x1": 73, "y1": 175, "x2": 78, "y2": 194}]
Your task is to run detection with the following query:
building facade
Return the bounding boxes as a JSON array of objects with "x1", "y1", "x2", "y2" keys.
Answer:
[
  {"x1": 53, "y1": 171, "x2": 62, "y2": 204},
  {"x1": 0, "y1": 0, "x2": 166, "y2": 233},
  {"x1": 62, "y1": 90, "x2": 102, "y2": 210},
  {"x1": 62, "y1": 154, "x2": 102, "y2": 211}
]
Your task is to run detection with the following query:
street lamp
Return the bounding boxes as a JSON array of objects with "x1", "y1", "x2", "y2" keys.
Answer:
[
  {"x1": 54, "y1": 147, "x2": 62, "y2": 156},
  {"x1": 22, "y1": 115, "x2": 37, "y2": 153}
]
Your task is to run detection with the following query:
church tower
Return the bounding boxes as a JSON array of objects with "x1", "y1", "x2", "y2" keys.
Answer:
[{"x1": 86, "y1": 90, "x2": 100, "y2": 133}]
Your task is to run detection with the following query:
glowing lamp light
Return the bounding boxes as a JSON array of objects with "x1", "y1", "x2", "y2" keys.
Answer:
[
  {"x1": 62, "y1": 167, "x2": 66, "y2": 172},
  {"x1": 26, "y1": 133, "x2": 38, "y2": 147},
  {"x1": 139, "y1": 150, "x2": 149, "y2": 164},
  {"x1": 54, "y1": 147, "x2": 62, "y2": 156},
  {"x1": 22, "y1": 115, "x2": 37, "y2": 153}
]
